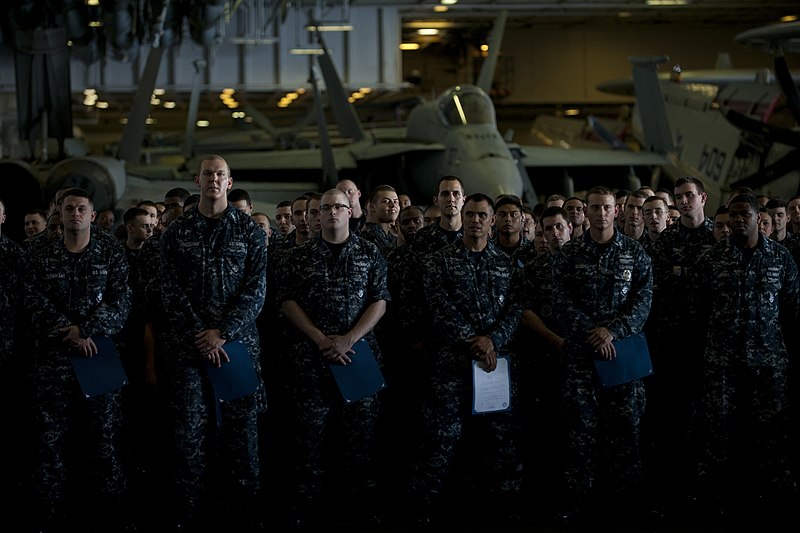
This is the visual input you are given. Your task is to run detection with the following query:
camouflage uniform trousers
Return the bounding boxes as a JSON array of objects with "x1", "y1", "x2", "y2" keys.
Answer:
[
  {"x1": 31, "y1": 355, "x2": 125, "y2": 515},
  {"x1": 289, "y1": 341, "x2": 380, "y2": 502},
  {"x1": 562, "y1": 349, "x2": 646, "y2": 502},
  {"x1": 410, "y1": 348, "x2": 523, "y2": 501},
  {"x1": 167, "y1": 363, "x2": 260, "y2": 515},
  {"x1": 698, "y1": 361, "x2": 793, "y2": 495}
]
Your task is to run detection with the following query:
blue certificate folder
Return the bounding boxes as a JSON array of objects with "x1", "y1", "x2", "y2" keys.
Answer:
[
  {"x1": 69, "y1": 335, "x2": 128, "y2": 398},
  {"x1": 593, "y1": 332, "x2": 654, "y2": 388},
  {"x1": 205, "y1": 340, "x2": 260, "y2": 402},
  {"x1": 327, "y1": 339, "x2": 387, "y2": 405}
]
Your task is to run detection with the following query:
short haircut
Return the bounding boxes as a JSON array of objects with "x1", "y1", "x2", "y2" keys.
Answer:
[
  {"x1": 184, "y1": 194, "x2": 201, "y2": 208},
  {"x1": 25, "y1": 208, "x2": 48, "y2": 219},
  {"x1": 546, "y1": 194, "x2": 566, "y2": 204},
  {"x1": 436, "y1": 175, "x2": 465, "y2": 194},
  {"x1": 137, "y1": 200, "x2": 157, "y2": 208},
  {"x1": 765, "y1": 198, "x2": 787, "y2": 210},
  {"x1": 464, "y1": 192, "x2": 494, "y2": 211},
  {"x1": 616, "y1": 189, "x2": 630, "y2": 200},
  {"x1": 494, "y1": 194, "x2": 523, "y2": 212},
  {"x1": 587, "y1": 186, "x2": 615, "y2": 199},
  {"x1": 165, "y1": 187, "x2": 190, "y2": 202},
  {"x1": 399, "y1": 205, "x2": 424, "y2": 220},
  {"x1": 728, "y1": 194, "x2": 759, "y2": 212},
  {"x1": 540, "y1": 206, "x2": 568, "y2": 222},
  {"x1": 305, "y1": 192, "x2": 323, "y2": 208},
  {"x1": 625, "y1": 190, "x2": 649, "y2": 204},
  {"x1": 643, "y1": 195, "x2": 668, "y2": 209},
  {"x1": 196, "y1": 154, "x2": 228, "y2": 176},
  {"x1": 369, "y1": 184, "x2": 397, "y2": 205},
  {"x1": 123, "y1": 207, "x2": 150, "y2": 224},
  {"x1": 276, "y1": 200, "x2": 293, "y2": 209},
  {"x1": 564, "y1": 196, "x2": 585, "y2": 205},
  {"x1": 62, "y1": 188, "x2": 94, "y2": 204},
  {"x1": 251, "y1": 211, "x2": 270, "y2": 221},
  {"x1": 714, "y1": 206, "x2": 729, "y2": 216},
  {"x1": 675, "y1": 176, "x2": 705, "y2": 193},
  {"x1": 228, "y1": 188, "x2": 252, "y2": 205}
]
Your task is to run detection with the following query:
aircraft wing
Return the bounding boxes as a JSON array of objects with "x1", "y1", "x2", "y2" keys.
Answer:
[
  {"x1": 348, "y1": 140, "x2": 445, "y2": 161},
  {"x1": 517, "y1": 144, "x2": 667, "y2": 167}
]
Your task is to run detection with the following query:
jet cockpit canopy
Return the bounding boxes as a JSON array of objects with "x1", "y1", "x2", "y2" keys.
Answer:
[{"x1": 437, "y1": 85, "x2": 496, "y2": 127}]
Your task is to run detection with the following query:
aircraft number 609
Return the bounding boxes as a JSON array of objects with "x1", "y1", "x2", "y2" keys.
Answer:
[{"x1": 698, "y1": 144, "x2": 727, "y2": 183}]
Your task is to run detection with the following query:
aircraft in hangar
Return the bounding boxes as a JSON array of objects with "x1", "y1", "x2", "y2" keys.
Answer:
[
  {"x1": 0, "y1": 7, "x2": 669, "y2": 245},
  {"x1": 597, "y1": 20, "x2": 800, "y2": 210},
  {"x1": 169, "y1": 9, "x2": 666, "y2": 206}
]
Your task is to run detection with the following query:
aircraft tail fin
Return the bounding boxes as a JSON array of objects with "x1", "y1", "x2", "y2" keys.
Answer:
[
  {"x1": 313, "y1": 29, "x2": 366, "y2": 142},
  {"x1": 310, "y1": 59, "x2": 339, "y2": 189},
  {"x1": 630, "y1": 55, "x2": 675, "y2": 154},
  {"x1": 476, "y1": 10, "x2": 508, "y2": 94}
]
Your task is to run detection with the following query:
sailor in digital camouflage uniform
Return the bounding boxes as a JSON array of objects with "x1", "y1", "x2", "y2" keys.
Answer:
[
  {"x1": 23, "y1": 188, "x2": 132, "y2": 530},
  {"x1": 0, "y1": 203, "x2": 30, "y2": 516},
  {"x1": 409, "y1": 193, "x2": 524, "y2": 521},
  {"x1": 279, "y1": 188, "x2": 389, "y2": 527},
  {"x1": 692, "y1": 194, "x2": 799, "y2": 518},
  {"x1": 158, "y1": 155, "x2": 268, "y2": 529},
  {"x1": 517, "y1": 205, "x2": 572, "y2": 510},
  {"x1": 646, "y1": 176, "x2": 716, "y2": 497},
  {"x1": 552, "y1": 186, "x2": 652, "y2": 524},
  {"x1": 359, "y1": 184, "x2": 400, "y2": 257}
]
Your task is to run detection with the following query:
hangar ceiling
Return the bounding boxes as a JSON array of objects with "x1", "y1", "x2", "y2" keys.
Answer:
[{"x1": 1, "y1": 1, "x2": 797, "y2": 156}]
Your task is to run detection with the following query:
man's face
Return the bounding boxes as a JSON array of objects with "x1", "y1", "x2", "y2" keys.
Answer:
[
  {"x1": 371, "y1": 191, "x2": 400, "y2": 224},
  {"x1": 587, "y1": 193, "x2": 618, "y2": 232},
  {"x1": 140, "y1": 205, "x2": 158, "y2": 227},
  {"x1": 563, "y1": 199, "x2": 585, "y2": 228},
  {"x1": 399, "y1": 209, "x2": 424, "y2": 240},
  {"x1": 643, "y1": 199, "x2": 668, "y2": 235},
  {"x1": 61, "y1": 195, "x2": 95, "y2": 233},
  {"x1": 788, "y1": 199, "x2": 800, "y2": 226},
  {"x1": 534, "y1": 225, "x2": 548, "y2": 255},
  {"x1": 319, "y1": 191, "x2": 352, "y2": 232},
  {"x1": 127, "y1": 214, "x2": 153, "y2": 243},
  {"x1": 495, "y1": 203, "x2": 522, "y2": 238},
  {"x1": 759, "y1": 213, "x2": 773, "y2": 237},
  {"x1": 307, "y1": 198, "x2": 322, "y2": 234},
  {"x1": 624, "y1": 196, "x2": 646, "y2": 228},
  {"x1": 713, "y1": 213, "x2": 731, "y2": 240},
  {"x1": 96, "y1": 210, "x2": 115, "y2": 231},
  {"x1": 251, "y1": 214, "x2": 271, "y2": 243},
  {"x1": 336, "y1": 180, "x2": 361, "y2": 215},
  {"x1": 461, "y1": 199, "x2": 494, "y2": 239},
  {"x1": 423, "y1": 206, "x2": 440, "y2": 226},
  {"x1": 728, "y1": 201, "x2": 759, "y2": 241},
  {"x1": 47, "y1": 214, "x2": 63, "y2": 238},
  {"x1": 522, "y1": 213, "x2": 535, "y2": 240},
  {"x1": 24, "y1": 213, "x2": 46, "y2": 238},
  {"x1": 542, "y1": 214, "x2": 571, "y2": 253},
  {"x1": 655, "y1": 191, "x2": 673, "y2": 205},
  {"x1": 399, "y1": 194, "x2": 412, "y2": 209},
  {"x1": 674, "y1": 183, "x2": 707, "y2": 218},
  {"x1": 434, "y1": 180, "x2": 465, "y2": 217},
  {"x1": 195, "y1": 158, "x2": 232, "y2": 201},
  {"x1": 291, "y1": 199, "x2": 309, "y2": 237},
  {"x1": 770, "y1": 207, "x2": 787, "y2": 232},
  {"x1": 275, "y1": 206, "x2": 294, "y2": 236},
  {"x1": 231, "y1": 199, "x2": 252, "y2": 214},
  {"x1": 668, "y1": 208, "x2": 680, "y2": 225}
]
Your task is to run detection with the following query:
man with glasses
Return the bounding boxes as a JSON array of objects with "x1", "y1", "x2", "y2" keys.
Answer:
[{"x1": 279, "y1": 187, "x2": 389, "y2": 529}]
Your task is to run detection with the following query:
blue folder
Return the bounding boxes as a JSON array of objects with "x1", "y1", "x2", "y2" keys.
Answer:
[
  {"x1": 327, "y1": 339, "x2": 387, "y2": 405},
  {"x1": 205, "y1": 340, "x2": 260, "y2": 402},
  {"x1": 69, "y1": 335, "x2": 129, "y2": 398},
  {"x1": 593, "y1": 332, "x2": 654, "y2": 388}
]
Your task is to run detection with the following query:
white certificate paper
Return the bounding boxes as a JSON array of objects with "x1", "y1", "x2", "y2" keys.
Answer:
[{"x1": 472, "y1": 355, "x2": 511, "y2": 415}]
